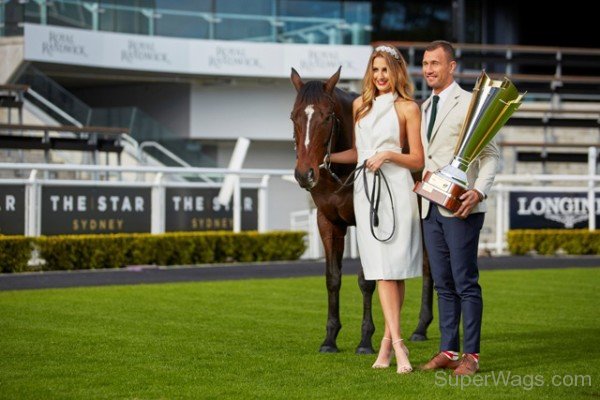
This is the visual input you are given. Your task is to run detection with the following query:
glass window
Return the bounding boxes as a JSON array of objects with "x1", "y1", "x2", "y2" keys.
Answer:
[
  {"x1": 279, "y1": 0, "x2": 341, "y2": 19},
  {"x1": 215, "y1": 0, "x2": 273, "y2": 41},
  {"x1": 155, "y1": 14, "x2": 211, "y2": 39},
  {"x1": 45, "y1": 1, "x2": 92, "y2": 29},
  {"x1": 372, "y1": 1, "x2": 452, "y2": 42},
  {"x1": 343, "y1": 2, "x2": 370, "y2": 25},
  {"x1": 153, "y1": 0, "x2": 213, "y2": 39},
  {"x1": 216, "y1": 0, "x2": 273, "y2": 15},
  {"x1": 464, "y1": 0, "x2": 481, "y2": 43},
  {"x1": 279, "y1": 0, "x2": 342, "y2": 44},
  {"x1": 155, "y1": 0, "x2": 212, "y2": 13},
  {"x1": 99, "y1": 1, "x2": 150, "y2": 35},
  {"x1": 100, "y1": 8, "x2": 149, "y2": 35}
]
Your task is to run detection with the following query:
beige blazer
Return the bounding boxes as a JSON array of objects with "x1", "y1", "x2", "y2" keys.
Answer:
[{"x1": 420, "y1": 83, "x2": 500, "y2": 218}]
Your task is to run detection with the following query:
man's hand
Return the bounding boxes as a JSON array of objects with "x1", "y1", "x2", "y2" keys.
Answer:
[
  {"x1": 453, "y1": 190, "x2": 482, "y2": 219},
  {"x1": 365, "y1": 151, "x2": 389, "y2": 172}
]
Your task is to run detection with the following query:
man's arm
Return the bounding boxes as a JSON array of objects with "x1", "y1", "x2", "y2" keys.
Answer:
[
  {"x1": 473, "y1": 139, "x2": 500, "y2": 199},
  {"x1": 453, "y1": 136, "x2": 500, "y2": 219}
]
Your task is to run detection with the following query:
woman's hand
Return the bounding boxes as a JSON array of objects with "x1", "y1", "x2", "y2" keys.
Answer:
[{"x1": 366, "y1": 151, "x2": 389, "y2": 172}]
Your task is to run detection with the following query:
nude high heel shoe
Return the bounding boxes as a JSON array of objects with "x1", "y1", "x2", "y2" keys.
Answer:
[
  {"x1": 393, "y1": 339, "x2": 413, "y2": 374},
  {"x1": 372, "y1": 337, "x2": 393, "y2": 369}
]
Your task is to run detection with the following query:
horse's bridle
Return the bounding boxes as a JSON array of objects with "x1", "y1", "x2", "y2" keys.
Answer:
[
  {"x1": 318, "y1": 110, "x2": 344, "y2": 185},
  {"x1": 293, "y1": 95, "x2": 396, "y2": 242}
]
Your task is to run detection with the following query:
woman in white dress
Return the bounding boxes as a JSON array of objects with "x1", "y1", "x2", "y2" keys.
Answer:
[{"x1": 329, "y1": 44, "x2": 424, "y2": 374}]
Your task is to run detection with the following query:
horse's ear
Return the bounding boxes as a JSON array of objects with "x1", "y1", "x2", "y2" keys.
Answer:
[
  {"x1": 291, "y1": 68, "x2": 304, "y2": 92},
  {"x1": 324, "y1": 66, "x2": 341, "y2": 94}
]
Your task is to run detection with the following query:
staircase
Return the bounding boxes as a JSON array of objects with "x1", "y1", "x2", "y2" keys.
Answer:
[{"x1": 13, "y1": 65, "x2": 216, "y2": 170}]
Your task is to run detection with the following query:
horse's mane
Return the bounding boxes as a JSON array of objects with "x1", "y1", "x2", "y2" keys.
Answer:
[
  {"x1": 295, "y1": 81, "x2": 357, "y2": 112},
  {"x1": 295, "y1": 81, "x2": 332, "y2": 106}
]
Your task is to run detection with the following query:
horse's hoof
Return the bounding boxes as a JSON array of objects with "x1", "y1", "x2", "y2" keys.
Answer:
[
  {"x1": 355, "y1": 346, "x2": 375, "y2": 355},
  {"x1": 319, "y1": 345, "x2": 339, "y2": 353},
  {"x1": 409, "y1": 333, "x2": 428, "y2": 342}
]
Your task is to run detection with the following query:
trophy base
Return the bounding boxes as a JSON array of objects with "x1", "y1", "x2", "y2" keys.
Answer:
[{"x1": 413, "y1": 171, "x2": 467, "y2": 213}]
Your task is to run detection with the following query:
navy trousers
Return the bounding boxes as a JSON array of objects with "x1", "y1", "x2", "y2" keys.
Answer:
[{"x1": 423, "y1": 205, "x2": 484, "y2": 354}]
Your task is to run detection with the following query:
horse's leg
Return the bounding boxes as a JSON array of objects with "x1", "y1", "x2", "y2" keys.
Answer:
[
  {"x1": 356, "y1": 267, "x2": 376, "y2": 354},
  {"x1": 317, "y1": 211, "x2": 345, "y2": 353},
  {"x1": 410, "y1": 248, "x2": 434, "y2": 341}
]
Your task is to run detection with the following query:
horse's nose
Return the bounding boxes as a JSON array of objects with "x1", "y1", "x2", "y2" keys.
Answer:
[{"x1": 294, "y1": 168, "x2": 316, "y2": 189}]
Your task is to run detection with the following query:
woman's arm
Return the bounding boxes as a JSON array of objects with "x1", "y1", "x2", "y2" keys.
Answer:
[
  {"x1": 365, "y1": 100, "x2": 424, "y2": 172},
  {"x1": 328, "y1": 148, "x2": 357, "y2": 164},
  {"x1": 328, "y1": 96, "x2": 362, "y2": 164}
]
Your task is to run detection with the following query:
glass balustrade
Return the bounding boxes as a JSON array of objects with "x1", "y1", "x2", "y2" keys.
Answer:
[
  {"x1": 1, "y1": 0, "x2": 371, "y2": 44},
  {"x1": 18, "y1": 65, "x2": 92, "y2": 125},
  {"x1": 90, "y1": 106, "x2": 217, "y2": 167},
  {"x1": 13, "y1": 65, "x2": 216, "y2": 167}
]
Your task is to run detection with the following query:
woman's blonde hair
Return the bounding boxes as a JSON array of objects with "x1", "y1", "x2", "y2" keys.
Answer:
[{"x1": 355, "y1": 44, "x2": 414, "y2": 123}]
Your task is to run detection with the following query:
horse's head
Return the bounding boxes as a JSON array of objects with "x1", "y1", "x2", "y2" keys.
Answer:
[{"x1": 290, "y1": 67, "x2": 341, "y2": 190}]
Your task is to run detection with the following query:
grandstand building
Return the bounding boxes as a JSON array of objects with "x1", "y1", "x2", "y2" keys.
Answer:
[{"x1": 1, "y1": 0, "x2": 598, "y2": 252}]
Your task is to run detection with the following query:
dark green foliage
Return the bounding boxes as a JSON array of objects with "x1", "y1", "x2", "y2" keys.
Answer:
[
  {"x1": 0, "y1": 236, "x2": 33, "y2": 272},
  {"x1": 2, "y1": 231, "x2": 306, "y2": 272},
  {"x1": 508, "y1": 229, "x2": 600, "y2": 255}
]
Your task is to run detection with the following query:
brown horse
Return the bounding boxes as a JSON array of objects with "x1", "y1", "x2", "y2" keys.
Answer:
[
  {"x1": 290, "y1": 67, "x2": 376, "y2": 353},
  {"x1": 290, "y1": 67, "x2": 434, "y2": 353}
]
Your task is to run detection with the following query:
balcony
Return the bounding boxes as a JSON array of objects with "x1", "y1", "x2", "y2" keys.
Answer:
[{"x1": 0, "y1": 0, "x2": 372, "y2": 45}]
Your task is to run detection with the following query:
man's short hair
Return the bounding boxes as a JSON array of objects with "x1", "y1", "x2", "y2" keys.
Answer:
[{"x1": 425, "y1": 40, "x2": 455, "y2": 62}]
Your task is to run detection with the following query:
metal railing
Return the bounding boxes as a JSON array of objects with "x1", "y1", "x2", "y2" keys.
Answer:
[
  {"x1": 0, "y1": 162, "x2": 284, "y2": 236},
  {"x1": 384, "y1": 41, "x2": 600, "y2": 103},
  {"x1": 12, "y1": 66, "x2": 217, "y2": 169},
  {"x1": 290, "y1": 208, "x2": 357, "y2": 260},
  {"x1": 290, "y1": 147, "x2": 599, "y2": 258}
]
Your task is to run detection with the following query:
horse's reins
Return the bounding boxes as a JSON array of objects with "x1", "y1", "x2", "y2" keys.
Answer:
[
  {"x1": 312, "y1": 98, "x2": 396, "y2": 242},
  {"x1": 336, "y1": 161, "x2": 396, "y2": 242}
]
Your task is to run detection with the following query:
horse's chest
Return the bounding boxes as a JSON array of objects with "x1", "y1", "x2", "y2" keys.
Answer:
[{"x1": 313, "y1": 193, "x2": 354, "y2": 225}]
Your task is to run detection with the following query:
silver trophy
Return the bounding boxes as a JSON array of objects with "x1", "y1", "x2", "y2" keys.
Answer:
[{"x1": 414, "y1": 71, "x2": 525, "y2": 212}]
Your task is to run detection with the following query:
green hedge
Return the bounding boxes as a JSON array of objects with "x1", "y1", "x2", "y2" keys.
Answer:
[
  {"x1": 1, "y1": 231, "x2": 306, "y2": 273},
  {"x1": 0, "y1": 237, "x2": 33, "y2": 273},
  {"x1": 507, "y1": 229, "x2": 600, "y2": 255}
]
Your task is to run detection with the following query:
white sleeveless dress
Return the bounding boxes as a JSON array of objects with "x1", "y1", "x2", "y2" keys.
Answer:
[{"x1": 354, "y1": 92, "x2": 422, "y2": 280}]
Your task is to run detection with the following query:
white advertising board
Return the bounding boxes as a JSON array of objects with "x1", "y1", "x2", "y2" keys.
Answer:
[{"x1": 24, "y1": 24, "x2": 371, "y2": 79}]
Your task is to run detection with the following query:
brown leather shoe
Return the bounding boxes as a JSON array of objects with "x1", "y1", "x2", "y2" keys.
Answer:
[
  {"x1": 419, "y1": 352, "x2": 460, "y2": 371},
  {"x1": 453, "y1": 354, "x2": 480, "y2": 376}
]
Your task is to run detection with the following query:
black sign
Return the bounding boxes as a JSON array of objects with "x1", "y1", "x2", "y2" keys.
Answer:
[
  {"x1": 41, "y1": 186, "x2": 151, "y2": 235},
  {"x1": 510, "y1": 192, "x2": 600, "y2": 229},
  {"x1": 165, "y1": 188, "x2": 258, "y2": 232},
  {"x1": 0, "y1": 185, "x2": 25, "y2": 235}
]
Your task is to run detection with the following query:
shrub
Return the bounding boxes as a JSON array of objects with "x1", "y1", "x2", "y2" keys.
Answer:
[
  {"x1": 0, "y1": 236, "x2": 33, "y2": 273},
  {"x1": 10, "y1": 231, "x2": 307, "y2": 273},
  {"x1": 507, "y1": 229, "x2": 600, "y2": 255}
]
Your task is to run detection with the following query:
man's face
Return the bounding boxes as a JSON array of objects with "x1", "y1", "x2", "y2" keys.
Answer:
[{"x1": 422, "y1": 47, "x2": 456, "y2": 93}]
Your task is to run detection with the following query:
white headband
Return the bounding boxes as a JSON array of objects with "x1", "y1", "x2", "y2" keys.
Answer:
[{"x1": 374, "y1": 45, "x2": 400, "y2": 61}]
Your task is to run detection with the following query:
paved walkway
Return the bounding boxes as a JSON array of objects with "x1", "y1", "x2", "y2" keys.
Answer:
[{"x1": 1, "y1": 256, "x2": 599, "y2": 291}]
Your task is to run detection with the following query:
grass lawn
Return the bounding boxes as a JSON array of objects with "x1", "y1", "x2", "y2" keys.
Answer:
[{"x1": 0, "y1": 267, "x2": 598, "y2": 399}]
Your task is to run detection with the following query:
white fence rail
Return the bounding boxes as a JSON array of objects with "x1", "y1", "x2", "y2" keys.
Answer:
[
  {"x1": 291, "y1": 146, "x2": 599, "y2": 258},
  {"x1": 290, "y1": 208, "x2": 358, "y2": 260},
  {"x1": 0, "y1": 162, "x2": 291, "y2": 236}
]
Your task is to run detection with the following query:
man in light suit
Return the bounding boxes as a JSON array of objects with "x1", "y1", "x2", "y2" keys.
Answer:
[{"x1": 418, "y1": 41, "x2": 499, "y2": 376}]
